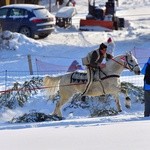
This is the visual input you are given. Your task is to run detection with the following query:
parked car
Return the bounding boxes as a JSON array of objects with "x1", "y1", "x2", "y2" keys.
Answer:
[{"x1": 0, "y1": 4, "x2": 55, "y2": 39}]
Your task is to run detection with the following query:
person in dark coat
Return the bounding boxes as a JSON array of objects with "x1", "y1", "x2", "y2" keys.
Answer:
[
  {"x1": 82, "y1": 43, "x2": 107, "y2": 96},
  {"x1": 141, "y1": 57, "x2": 150, "y2": 117}
]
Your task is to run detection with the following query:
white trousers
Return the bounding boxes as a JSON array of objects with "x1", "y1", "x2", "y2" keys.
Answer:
[{"x1": 82, "y1": 66, "x2": 94, "y2": 96}]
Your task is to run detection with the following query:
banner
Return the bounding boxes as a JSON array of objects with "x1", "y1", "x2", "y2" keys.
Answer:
[
  {"x1": 36, "y1": 59, "x2": 68, "y2": 74},
  {"x1": 35, "y1": 59, "x2": 84, "y2": 75}
]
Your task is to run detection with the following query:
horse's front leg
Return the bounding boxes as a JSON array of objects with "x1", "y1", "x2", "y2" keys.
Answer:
[
  {"x1": 121, "y1": 88, "x2": 131, "y2": 109},
  {"x1": 113, "y1": 94, "x2": 122, "y2": 112}
]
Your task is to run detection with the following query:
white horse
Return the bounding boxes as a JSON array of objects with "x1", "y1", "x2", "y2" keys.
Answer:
[{"x1": 43, "y1": 52, "x2": 140, "y2": 117}]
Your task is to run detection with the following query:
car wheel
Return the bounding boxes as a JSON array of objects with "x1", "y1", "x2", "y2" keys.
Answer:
[
  {"x1": 38, "y1": 33, "x2": 49, "y2": 39},
  {"x1": 19, "y1": 26, "x2": 33, "y2": 38}
]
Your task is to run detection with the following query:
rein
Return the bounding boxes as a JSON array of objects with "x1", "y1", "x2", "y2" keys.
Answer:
[
  {"x1": 111, "y1": 55, "x2": 138, "y2": 71},
  {"x1": 111, "y1": 57, "x2": 129, "y2": 69}
]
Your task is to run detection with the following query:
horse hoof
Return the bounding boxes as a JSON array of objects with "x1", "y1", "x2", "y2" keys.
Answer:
[
  {"x1": 53, "y1": 114, "x2": 65, "y2": 120},
  {"x1": 126, "y1": 96, "x2": 131, "y2": 101},
  {"x1": 51, "y1": 113, "x2": 65, "y2": 120},
  {"x1": 125, "y1": 105, "x2": 130, "y2": 109},
  {"x1": 81, "y1": 96, "x2": 86, "y2": 102}
]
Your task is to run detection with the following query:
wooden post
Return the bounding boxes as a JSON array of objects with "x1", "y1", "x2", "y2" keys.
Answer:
[
  {"x1": 27, "y1": 54, "x2": 33, "y2": 75},
  {"x1": 6, "y1": 0, "x2": 10, "y2": 5},
  {"x1": 0, "y1": 23, "x2": 2, "y2": 32},
  {"x1": 5, "y1": 70, "x2": 7, "y2": 101},
  {"x1": 116, "y1": 0, "x2": 119, "y2": 7},
  {"x1": 49, "y1": 0, "x2": 51, "y2": 12}
]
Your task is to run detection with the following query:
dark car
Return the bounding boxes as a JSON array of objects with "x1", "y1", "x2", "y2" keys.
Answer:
[{"x1": 0, "y1": 4, "x2": 55, "y2": 39}]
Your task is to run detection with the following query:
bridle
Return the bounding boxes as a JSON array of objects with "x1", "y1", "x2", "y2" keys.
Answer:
[{"x1": 124, "y1": 55, "x2": 139, "y2": 71}]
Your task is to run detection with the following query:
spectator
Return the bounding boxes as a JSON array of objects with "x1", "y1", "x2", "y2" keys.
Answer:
[
  {"x1": 106, "y1": 37, "x2": 115, "y2": 60},
  {"x1": 141, "y1": 57, "x2": 150, "y2": 117},
  {"x1": 66, "y1": 0, "x2": 76, "y2": 7},
  {"x1": 56, "y1": 0, "x2": 64, "y2": 5}
]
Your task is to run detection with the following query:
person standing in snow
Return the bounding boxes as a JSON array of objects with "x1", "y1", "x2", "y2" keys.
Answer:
[
  {"x1": 106, "y1": 37, "x2": 115, "y2": 60},
  {"x1": 66, "y1": 0, "x2": 76, "y2": 7},
  {"x1": 56, "y1": 0, "x2": 64, "y2": 5},
  {"x1": 141, "y1": 57, "x2": 150, "y2": 117}
]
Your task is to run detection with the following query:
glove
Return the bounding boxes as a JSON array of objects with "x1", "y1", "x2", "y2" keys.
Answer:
[{"x1": 107, "y1": 54, "x2": 113, "y2": 59}]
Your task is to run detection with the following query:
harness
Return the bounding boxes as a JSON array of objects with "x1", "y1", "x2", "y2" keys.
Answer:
[
  {"x1": 98, "y1": 74, "x2": 120, "y2": 95},
  {"x1": 70, "y1": 71, "x2": 120, "y2": 95},
  {"x1": 78, "y1": 53, "x2": 139, "y2": 96}
]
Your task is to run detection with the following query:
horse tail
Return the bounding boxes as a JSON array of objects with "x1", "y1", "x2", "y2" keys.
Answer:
[{"x1": 43, "y1": 75, "x2": 63, "y2": 100}]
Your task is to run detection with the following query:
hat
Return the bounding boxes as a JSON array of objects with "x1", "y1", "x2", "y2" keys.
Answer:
[
  {"x1": 107, "y1": 37, "x2": 112, "y2": 43},
  {"x1": 99, "y1": 43, "x2": 107, "y2": 49}
]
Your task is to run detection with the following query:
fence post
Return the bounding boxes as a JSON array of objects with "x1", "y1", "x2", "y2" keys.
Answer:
[
  {"x1": 49, "y1": 0, "x2": 51, "y2": 12},
  {"x1": 5, "y1": 70, "x2": 7, "y2": 101},
  {"x1": 27, "y1": 54, "x2": 33, "y2": 75},
  {"x1": 6, "y1": 0, "x2": 10, "y2": 5}
]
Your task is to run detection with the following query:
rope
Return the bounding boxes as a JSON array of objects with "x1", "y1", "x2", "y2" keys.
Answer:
[
  {"x1": 0, "y1": 75, "x2": 120, "y2": 94},
  {"x1": 111, "y1": 57, "x2": 129, "y2": 69}
]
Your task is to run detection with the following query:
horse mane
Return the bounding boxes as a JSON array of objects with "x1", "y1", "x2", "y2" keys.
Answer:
[{"x1": 108, "y1": 54, "x2": 125, "y2": 61}]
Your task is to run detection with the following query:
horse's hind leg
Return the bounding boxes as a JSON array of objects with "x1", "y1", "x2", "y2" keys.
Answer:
[
  {"x1": 53, "y1": 94, "x2": 69, "y2": 117},
  {"x1": 53, "y1": 99, "x2": 64, "y2": 117}
]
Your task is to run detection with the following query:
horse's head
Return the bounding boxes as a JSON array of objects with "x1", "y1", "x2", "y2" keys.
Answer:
[
  {"x1": 104, "y1": 52, "x2": 140, "y2": 76},
  {"x1": 124, "y1": 51, "x2": 140, "y2": 75}
]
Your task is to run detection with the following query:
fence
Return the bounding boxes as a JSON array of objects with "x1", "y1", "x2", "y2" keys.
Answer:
[
  {"x1": 0, "y1": 69, "x2": 144, "y2": 95},
  {"x1": 0, "y1": 67, "x2": 145, "y2": 94},
  {"x1": 0, "y1": 46, "x2": 149, "y2": 93}
]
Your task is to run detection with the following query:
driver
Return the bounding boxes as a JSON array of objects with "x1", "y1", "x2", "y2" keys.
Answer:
[{"x1": 82, "y1": 43, "x2": 108, "y2": 96}]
